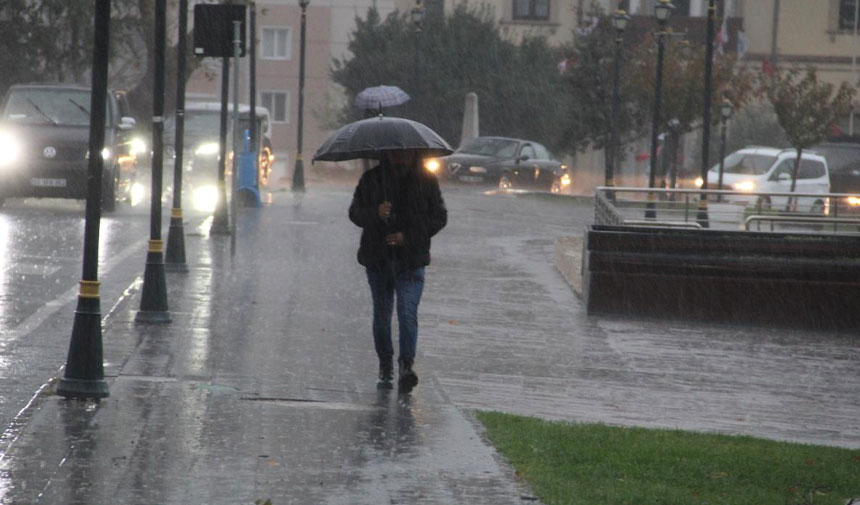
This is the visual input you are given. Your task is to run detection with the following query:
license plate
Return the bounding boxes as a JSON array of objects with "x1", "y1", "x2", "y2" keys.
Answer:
[
  {"x1": 30, "y1": 178, "x2": 67, "y2": 187},
  {"x1": 458, "y1": 175, "x2": 482, "y2": 182}
]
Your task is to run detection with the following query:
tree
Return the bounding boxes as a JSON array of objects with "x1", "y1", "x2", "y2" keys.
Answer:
[
  {"x1": 331, "y1": 5, "x2": 571, "y2": 155},
  {"x1": 766, "y1": 67, "x2": 855, "y2": 203}
]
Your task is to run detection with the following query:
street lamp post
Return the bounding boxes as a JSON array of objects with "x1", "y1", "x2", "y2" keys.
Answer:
[
  {"x1": 696, "y1": 0, "x2": 717, "y2": 228},
  {"x1": 291, "y1": 0, "x2": 309, "y2": 192},
  {"x1": 717, "y1": 98, "x2": 734, "y2": 201},
  {"x1": 646, "y1": 0, "x2": 673, "y2": 219},
  {"x1": 135, "y1": 0, "x2": 171, "y2": 324},
  {"x1": 606, "y1": 9, "x2": 630, "y2": 199},
  {"x1": 56, "y1": 0, "x2": 111, "y2": 399},
  {"x1": 411, "y1": 2, "x2": 425, "y2": 111}
]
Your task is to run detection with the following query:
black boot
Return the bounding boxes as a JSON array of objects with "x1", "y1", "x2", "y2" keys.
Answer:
[
  {"x1": 398, "y1": 359, "x2": 418, "y2": 393},
  {"x1": 378, "y1": 355, "x2": 394, "y2": 382}
]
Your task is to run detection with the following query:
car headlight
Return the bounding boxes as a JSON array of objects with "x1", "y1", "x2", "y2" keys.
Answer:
[
  {"x1": 424, "y1": 158, "x2": 440, "y2": 173},
  {"x1": 101, "y1": 147, "x2": 112, "y2": 160},
  {"x1": 195, "y1": 142, "x2": 219, "y2": 156},
  {"x1": 733, "y1": 180, "x2": 756, "y2": 192},
  {"x1": 469, "y1": 166, "x2": 487, "y2": 173},
  {"x1": 694, "y1": 177, "x2": 704, "y2": 188},
  {"x1": 192, "y1": 185, "x2": 219, "y2": 212},
  {"x1": 560, "y1": 173, "x2": 571, "y2": 186},
  {"x1": 130, "y1": 137, "x2": 147, "y2": 156},
  {"x1": 847, "y1": 196, "x2": 860, "y2": 207},
  {"x1": 0, "y1": 132, "x2": 22, "y2": 167}
]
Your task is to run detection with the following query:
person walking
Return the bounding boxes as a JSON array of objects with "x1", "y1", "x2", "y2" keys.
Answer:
[{"x1": 348, "y1": 149, "x2": 447, "y2": 392}]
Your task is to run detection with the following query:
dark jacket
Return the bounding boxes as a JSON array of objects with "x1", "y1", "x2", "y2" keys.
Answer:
[{"x1": 348, "y1": 160, "x2": 447, "y2": 271}]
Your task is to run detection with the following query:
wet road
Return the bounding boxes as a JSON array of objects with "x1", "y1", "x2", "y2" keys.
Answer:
[{"x1": 0, "y1": 182, "x2": 856, "y2": 504}]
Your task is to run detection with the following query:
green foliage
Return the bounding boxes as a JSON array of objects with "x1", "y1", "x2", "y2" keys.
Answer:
[
  {"x1": 331, "y1": 5, "x2": 571, "y2": 154},
  {"x1": 0, "y1": 1, "x2": 95, "y2": 96},
  {"x1": 767, "y1": 67, "x2": 855, "y2": 151},
  {"x1": 477, "y1": 411, "x2": 860, "y2": 505}
]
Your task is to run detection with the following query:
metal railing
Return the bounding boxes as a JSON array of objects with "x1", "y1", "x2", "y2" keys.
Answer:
[{"x1": 594, "y1": 186, "x2": 860, "y2": 234}]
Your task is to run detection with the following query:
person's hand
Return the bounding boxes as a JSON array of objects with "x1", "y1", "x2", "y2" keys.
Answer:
[
  {"x1": 378, "y1": 201, "x2": 392, "y2": 219},
  {"x1": 385, "y1": 232, "x2": 404, "y2": 247}
]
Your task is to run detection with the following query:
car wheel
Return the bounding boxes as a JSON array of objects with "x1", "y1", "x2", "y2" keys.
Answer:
[
  {"x1": 498, "y1": 174, "x2": 512, "y2": 190},
  {"x1": 102, "y1": 168, "x2": 117, "y2": 213},
  {"x1": 755, "y1": 196, "x2": 771, "y2": 212}
]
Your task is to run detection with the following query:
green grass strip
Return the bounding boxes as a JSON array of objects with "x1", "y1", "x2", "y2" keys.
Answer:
[{"x1": 476, "y1": 411, "x2": 860, "y2": 505}]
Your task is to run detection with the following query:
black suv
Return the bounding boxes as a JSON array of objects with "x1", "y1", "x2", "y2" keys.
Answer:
[
  {"x1": 0, "y1": 84, "x2": 139, "y2": 211},
  {"x1": 811, "y1": 141, "x2": 860, "y2": 215}
]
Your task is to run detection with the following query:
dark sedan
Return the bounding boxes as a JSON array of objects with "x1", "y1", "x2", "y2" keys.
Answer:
[{"x1": 431, "y1": 136, "x2": 570, "y2": 193}]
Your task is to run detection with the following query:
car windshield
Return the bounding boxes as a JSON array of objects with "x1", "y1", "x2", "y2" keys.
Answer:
[
  {"x1": 166, "y1": 111, "x2": 265, "y2": 141},
  {"x1": 713, "y1": 152, "x2": 777, "y2": 175},
  {"x1": 457, "y1": 138, "x2": 519, "y2": 158},
  {"x1": 2, "y1": 88, "x2": 110, "y2": 126}
]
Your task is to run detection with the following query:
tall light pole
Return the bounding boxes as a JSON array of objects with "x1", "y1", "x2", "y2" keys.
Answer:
[
  {"x1": 56, "y1": 0, "x2": 111, "y2": 399},
  {"x1": 696, "y1": 0, "x2": 717, "y2": 228},
  {"x1": 165, "y1": 0, "x2": 189, "y2": 272},
  {"x1": 717, "y1": 98, "x2": 733, "y2": 201},
  {"x1": 136, "y1": 0, "x2": 171, "y2": 324},
  {"x1": 411, "y1": 1, "x2": 425, "y2": 112},
  {"x1": 606, "y1": 9, "x2": 629, "y2": 199},
  {"x1": 291, "y1": 0, "x2": 309, "y2": 192},
  {"x1": 646, "y1": 0, "x2": 673, "y2": 219}
]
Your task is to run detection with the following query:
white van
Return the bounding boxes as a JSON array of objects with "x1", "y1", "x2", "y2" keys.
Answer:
[{"x1": 698, "y1": 146, "x2": 830, "y2": 213}]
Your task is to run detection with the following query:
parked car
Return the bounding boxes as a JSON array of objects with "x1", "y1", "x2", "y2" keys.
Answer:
[
  {"x1": 433, "y1": 136, "x2": 571, "y2": 193},
  {"x1": 696, "y1": 146, "x2": 830, "y2": 213},
  {"x1": 810, "y1": 141, "x2": 860, "y2": 213},
  {"x1": 0, "y1": 84, "x2": 140, "y2": 211}
]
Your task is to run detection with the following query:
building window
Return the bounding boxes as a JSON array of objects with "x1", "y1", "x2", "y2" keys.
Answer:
[
  {"x1": 513, "y1": 0, "x2": 550, "y2": 21},
  {"x1": 261, "y1": 91, "x2": 289, "y2": 123},
  {"x1": 840, "y1": 0, "x2": 860, "y2": 30},
  {"x1": 261, "y1": 27, "x2": 291, "y2": 60}
]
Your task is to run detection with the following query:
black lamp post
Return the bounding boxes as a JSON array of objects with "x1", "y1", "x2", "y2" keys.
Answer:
[
  {"x1": 56, "y1": 0, "x2": 111, "y2": 399},
  {"x1": 411, "y1": 1, "x2": 425, "y2": 109},
  {"x1": 165, "y1": 0, "x2": 189, "y2": 272},
  {"x1": 135, "y1": 0, "x2": 171, "y2": 324},
  {"x1": 291, "y1": 0, "x2": 309, "y2": 192},
  {"x1": 606, "y1": 9, "x2": 629, "y2": 198},
  {"x1": 646, "y1": 0, "x2": 673, "y2": 219},
  {"x1": 717, "y1": 98, "x2": 734, "y2": 200},
  {"x1": 696, "y1": 0, "x2": 717, "y2": 227}
]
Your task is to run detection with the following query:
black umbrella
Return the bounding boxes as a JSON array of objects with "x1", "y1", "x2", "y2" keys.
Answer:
[{"x1": 312, "y1": 116, "x2": 453, "y2": 162}]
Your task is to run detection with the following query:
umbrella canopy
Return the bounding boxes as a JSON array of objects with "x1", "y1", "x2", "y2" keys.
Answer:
[
  {"x1": 313, "y1": 116, "x2": 453, "y2": 162},
  {"x1": 354, "y1": 85, "x2": 411, "y2": 110}
]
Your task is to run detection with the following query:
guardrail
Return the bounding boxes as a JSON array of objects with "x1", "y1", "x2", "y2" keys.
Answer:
[{"x1": 595, "y1": 186, "x2": 860, "y2": 234}]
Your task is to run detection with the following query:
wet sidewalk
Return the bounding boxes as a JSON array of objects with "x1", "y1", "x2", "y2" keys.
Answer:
[
  {"x1": 0, "y1": 184, "x2": 857, "y2": 504},
  {"x1": 0, "y1": 187, "x2": 541, "y2": 505}
]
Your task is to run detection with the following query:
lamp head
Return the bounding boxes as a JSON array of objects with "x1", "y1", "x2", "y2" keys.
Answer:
[
  {"x1": 411, "y1": 2, "x2": 425, "y2": 25},
  {"x1": 720, "y1": 99, "x2": 734, "y2": 120},
  {"x1": 612, "y1": 9, "x2": 630, "y2": 31},
  {"x1": 298, "y1": 0, "x2": 310, "y2": 8},
  {"x1": 655, "y1": 0, "x2": 674, "y2": 23}
]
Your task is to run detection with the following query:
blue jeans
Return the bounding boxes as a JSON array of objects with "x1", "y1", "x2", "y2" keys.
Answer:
[{"x1": 366, "y1": 262, "x2": 425, "y2": 363}]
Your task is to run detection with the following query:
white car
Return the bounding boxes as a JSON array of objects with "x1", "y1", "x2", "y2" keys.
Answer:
[{"x1": 697, "y1": 146, "x2": 830, "y2": 213}]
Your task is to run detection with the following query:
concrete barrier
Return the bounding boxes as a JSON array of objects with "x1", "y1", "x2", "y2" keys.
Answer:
[{"x1": 582, "y1": 225, "x2": 860, "y2": 330}]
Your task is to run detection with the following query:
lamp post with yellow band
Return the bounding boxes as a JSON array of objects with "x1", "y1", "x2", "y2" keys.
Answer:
[
  {"x1": 136, "y1": 0, "x2": 172, "y2": 324},
  {"x1": 57, "y1": 0, "x2": 111, "y2": 399},
  {"x1": 165, "y1": 0, "x2": 189, "y2": 272}
]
